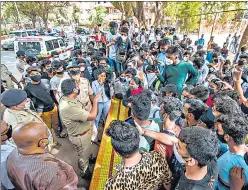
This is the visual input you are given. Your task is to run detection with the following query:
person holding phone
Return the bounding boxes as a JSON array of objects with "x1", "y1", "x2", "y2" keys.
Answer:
[{"x1": 92, "y1": 68, "x2": 113, "y2": 130}]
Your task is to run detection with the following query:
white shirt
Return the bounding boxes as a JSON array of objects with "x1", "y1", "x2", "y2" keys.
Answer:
[{"x1": 1, "y1": 140, "x2": 16, "y2": 189}]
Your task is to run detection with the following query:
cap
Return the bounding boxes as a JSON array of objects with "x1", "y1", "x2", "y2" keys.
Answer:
[
  {"x1": 26, "y1": 66, "x2": 41, "y2": 74},
  {"x1": 66, "y1": 63, "x2": 80, "y2": 69},
  {"x1": 161, "y1": 84, "x2": 178, "y2": 94},
  {"x1": 16, "y1": 50, "x2": 25, "y2": 56},
  {"x1": 1, "y1": 89, "x2": 27, "y2": 107}
]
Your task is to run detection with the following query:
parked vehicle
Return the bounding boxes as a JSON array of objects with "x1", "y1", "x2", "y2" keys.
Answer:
[
  {"x1": 14, "y1": 36, "x2": 73, "y2": 61},
  {"x1": 1, "y1": 30, "x2": 28, "y2": 50}
]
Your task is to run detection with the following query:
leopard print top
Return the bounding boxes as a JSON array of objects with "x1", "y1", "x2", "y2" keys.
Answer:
[{"x1": 104, "y1": 151, "x2": 172, "y2": 190}]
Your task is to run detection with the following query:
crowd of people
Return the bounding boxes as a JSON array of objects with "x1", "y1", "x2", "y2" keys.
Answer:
[{"x1": 1, "y1": 19, "x2": 248, "y2": 190}]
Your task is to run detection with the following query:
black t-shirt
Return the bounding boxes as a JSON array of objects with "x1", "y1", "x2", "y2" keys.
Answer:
[
  {"x1": 24, "y1": 82, "x2": 55, "y2": 112},
  {"x1": 178, "y1": 159, "x2": 218, "y2": 190}
]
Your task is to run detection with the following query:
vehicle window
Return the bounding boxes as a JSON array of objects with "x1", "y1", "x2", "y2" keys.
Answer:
[
  {"x1": 58, "y1": 39, "x2": 65, "y2": 47},
  {"x1": 52, "y1": 39, "x2": 60, "y2": 48},
  {"x1": 27, "y1": 31, "x2": 32, "y2": 36},
  {"x1": 21, "y1": 32, "x2": 27, "y2": 37},
  {"x1": 9, "y1": 32, "x2": 21, "y2": 37},
  {"x1": 45, "y1": 40, "x2": 54, "y2": 51},
  {"x1": 18, "y1": 42, "x2": 41, "y2": 52}
]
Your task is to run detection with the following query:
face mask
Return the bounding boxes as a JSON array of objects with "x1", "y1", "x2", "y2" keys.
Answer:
[
  {"x1": 166, "y1": 59, "x2": 173, "y2": 65},
  {"x1": 80, "y1": 67, "x2": 85, "y2": 72},
  {"x1": 56, "y1": 71, "x2": 64, "y2": 75},
  {"x1": 110, "y1": 29, "x2": 115, "y2": 35},
  {"x1": 30, "y1": 75, "x2": 41, "y2": 82},
  {"x1": 160, "y1": 50, "x2": 166, "y2": 54},
  {"x1": 77, "y1": 89, "x2": 80, "y2": 95},
  {"x1": 184, "y1": 57, "x2": 189, "y2": 62},
  {"x1": 126, "y1": 78, "x2": 132, "y2": 83},
  {"x1": 120, "y1": 77, "x2": 126, "y2": 83},
  {"x1": 173, "y1": 144, "x2": 185, "y2": 164},
  {"x1": 217, "y1": 133, "x2": 226, "y2": 144},
  {"x1": 47, "y1": 68, "x2": 53, "y2": 73},
  {"x1": 69, "y1": 70, "x2": 81, "y2": 76},
  {"x1": 1, "y1": 125, "x2": 12, "y2": 140},
  {"x1": 214, "y1": 58, "x2": 219, "y2": 63},
  {"x1": 32, "y1": 63, "x2": 37, "y2": 66},
  {"x1": 24, "y1": 99, "x2": 31, "y2": 110},
  {"x1": 121, "y1": 35, "x2": 127, "y2": 41}
]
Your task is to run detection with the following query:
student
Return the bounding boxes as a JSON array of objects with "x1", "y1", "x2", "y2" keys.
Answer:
[{"x1": 104, "y1": 120, "x2": 172, "y2": 190}]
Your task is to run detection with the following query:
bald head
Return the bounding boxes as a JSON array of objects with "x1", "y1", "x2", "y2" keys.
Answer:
[{"x1": 13, "y1": 121, "x2": 48, "y2": 149}]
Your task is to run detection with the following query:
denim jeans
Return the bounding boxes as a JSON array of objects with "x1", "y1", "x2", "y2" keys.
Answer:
[
  {"x1": 115, "y1": 60, "x2": 126, "y2": 77},
  {"x1": 95, "y1": 101, "x2": 111, "y2": 128}
]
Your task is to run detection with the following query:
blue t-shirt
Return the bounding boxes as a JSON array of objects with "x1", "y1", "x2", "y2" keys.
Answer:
[
  {"x1": 217, "y1": 151, "x2": 248, "y2": 189},
  {"x1": 157, "y1": 52, "x2": 167, "y2": 73},
  {"x1": 198, "y1": 38, "x2": 205, "y2": 46}
]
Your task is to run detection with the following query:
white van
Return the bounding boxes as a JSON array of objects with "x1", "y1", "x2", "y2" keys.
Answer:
[{"x1": 14, "y1": 36, "x2": 73, "y2": 60}]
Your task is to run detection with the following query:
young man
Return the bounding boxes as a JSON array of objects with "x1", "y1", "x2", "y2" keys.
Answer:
[
  {"x1": 215, "y1": 114, "x2": 248, "y2": 189},
  {"x1": 156, "y1": 38, "x2": 171, "y2": 71},
  {"x1": 198, "y1": 34, "x2": 205, "y2": 46},
  {"x1": 50, "y1": 60, "x2": 65, "y2": 104},
  {"x1": 115, "y1": 26, "x2": 132, "y2": 76},
  {"x1": 24, "y1": 66, "x2": 59, "y2": 133},
  {"x1": 177, "y1": 127, "x2": 219, "y2": 189},
  {"x1": 181, "y1": 98, "x2": 207, "y2": 128},
  {"x1": 105, "y1": 120, "x2": 172, "y2": 189},
  {"x1": 106, "y1": 21, "x2": 120, "y2": 70},
  {"x1": 159, "y1": 46, "x2": 199, "y2": 96},
  {"x1": 59, "y1": 78, "x2": 101, "y2": 178},
  {"x1": 131, "y1": 90, "x2": 160, "y2": 151},
  {"x1": 6, "y1": 121, "x2": 79, "y2": 189}
]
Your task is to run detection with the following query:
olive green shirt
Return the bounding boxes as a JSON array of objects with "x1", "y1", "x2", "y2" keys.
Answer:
[{"x1": 59, "y1": 96, "x2": 91, "y2": 136}]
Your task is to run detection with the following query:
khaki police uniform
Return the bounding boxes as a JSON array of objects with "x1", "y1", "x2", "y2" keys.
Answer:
[
  {"x1": 77, "y1": 78, "x2": 93, "y2": 112},
  {"x1": 1, "y1": 64, "x2": 14, "y2": 89},
  {"x1": 3, "y1": 108, "x2": 47, "y2": 129},
  {"x1": 59, "y1": 96, "x2": 92, "y2": 172},
  {"x1": 3, "y1": 108, "x2": 50, "y2": 145}
]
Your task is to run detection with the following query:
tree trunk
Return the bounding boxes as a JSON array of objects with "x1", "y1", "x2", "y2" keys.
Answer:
[
  {"x1": 210, "y1": 13, "x2": 217, "y2": 40},
  {"x1": 31, "y1": 16, "x2": 36, "y2": 28},
  {"x1": 153, "y1": 2, "x2": 164, "y2": 28},
  {"x1": 238, "y1": 23, "x2": 248, "y2": 51},
  {"x1": 132, "y1": 2, "x2": 146, "y2": 28}
]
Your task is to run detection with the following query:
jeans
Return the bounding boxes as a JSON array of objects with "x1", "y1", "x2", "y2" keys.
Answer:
[
  {"x1": 95, "y1": 101, "x2": 111, "y2": 128},
  {"x1": 107, "y1": 57, "x2": 115, "y2": 68},
  {"x1": 115, "y1": 60, "x2": 126, "y2": 77}
]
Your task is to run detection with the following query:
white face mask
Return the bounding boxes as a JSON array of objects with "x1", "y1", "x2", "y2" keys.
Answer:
[
  {"x1": 32, "y1": 63, "x2": 37, "y2": 67},
  {"x1": 166, "y1": 59, "x2": 173, "y2": 65},
  {"x1": 147, "y1": 73, "x2": 156, "y2": 85},
  {"x1": 173, "y1": 144, "x2": 185, "y2": 164},
  {"x1": 121, "y1": 35, "x2": 127, "y2": 41},
  {"x1": 184, "y1": 57, "x2": 189, "y2": 62},
  {"x1": 24, "y1": 99, "x2": 31, "y2": 110},
  {"x1": 126, "y1": 78, "x2": 132, "y2": 83},
  {"x1": 80, "y1": 67, "x2": 85, "y2": 72}
]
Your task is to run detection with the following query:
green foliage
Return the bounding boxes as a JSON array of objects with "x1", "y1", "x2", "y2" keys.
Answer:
[{"x1": 89, "y1": 5, "x2": 107, "y2": 26}]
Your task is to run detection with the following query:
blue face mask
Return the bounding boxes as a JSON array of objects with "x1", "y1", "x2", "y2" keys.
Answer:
[{"x1": 161, "y1": 50, "x2": 166, "y2": 54}]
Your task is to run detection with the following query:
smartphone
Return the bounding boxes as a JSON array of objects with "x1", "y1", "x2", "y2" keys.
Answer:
[{"x1": 124, "y1": 116, "x2": 135, "y2": 126}]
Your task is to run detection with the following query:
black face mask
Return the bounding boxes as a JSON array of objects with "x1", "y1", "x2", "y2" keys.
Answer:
[
  {"x1": 56, "y1": 71, "x2": 64, "y2": 75},
  {"x1": 181, "y1": 113, "x2": 185, "y2": 119},
  {"x1": 217, "y1": 133, "x2": 226, "y2": 144},
  {"x1": 31, "y1": 75, "x2": 41, "y2": 82},
  {"x1": 213, "y1": 58, "x2": 219, "y2": 63},
  {"x1": 47, "y1": 68, "x2": 53, "y2": 73},
  {"x1": 77, "y1": 89, "x2": 80, "y2": 95},
  {"x1": 1, "y1": 125, "x2": 12, "y2": 140},
  {"x1": 69, "y1": 70, "x2": 80, "y2": 76}
]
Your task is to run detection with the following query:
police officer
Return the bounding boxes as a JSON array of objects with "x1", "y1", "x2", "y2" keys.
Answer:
[
  {"x1": 2, "y1": 89, "x2": 59, "y2": 149},
  {"x1": 2, "y1": 89, "x2": 45, "y2": 128},
  {"x1": 1, "y1": 64, "x2": 22, "y2": 89},
  {"x1": 15, "y1": 50, "x2": 28, "y2": 74},
  {"x1": 59, "y1": 78, "x2": 101, "y2": 178}
]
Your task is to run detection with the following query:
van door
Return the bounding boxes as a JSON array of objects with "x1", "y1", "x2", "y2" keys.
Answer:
[{"x1": 57, "y1": 38, "x2": 70, "y2": 60}]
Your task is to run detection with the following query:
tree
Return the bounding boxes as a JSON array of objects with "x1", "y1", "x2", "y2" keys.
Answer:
[
  {"x1": 151, "y1": 2, "x2": 168, "y2": 28},
  {"x1": 239, "y1": 24, "x2": 248, "y2": 51},
  {"x1": 132, "y1": 2, "x2": 146, "y2": 27},
  {"x1": 15, "y1": 2, "x2": 40, "y2": 28},
  {"x1": 89, "y1": 5, "x2": 107, "y2": 26},
  {"x1": 36, "y1": 2, "x2": 70, "y2": 28},
  {"x1": 111, "y1": 2, "x2": 133, "y2": 20}
]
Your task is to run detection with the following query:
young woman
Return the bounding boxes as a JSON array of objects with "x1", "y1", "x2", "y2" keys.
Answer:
[{"x1": 92, "y1": 68, "x2": 113, "y2": 129}]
